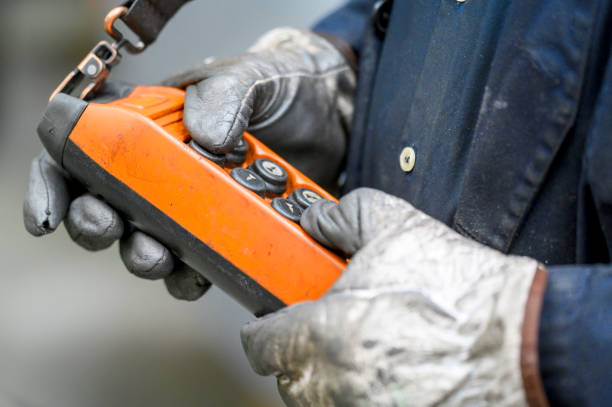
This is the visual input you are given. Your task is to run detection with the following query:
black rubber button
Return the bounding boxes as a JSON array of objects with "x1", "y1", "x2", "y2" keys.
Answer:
[
  {"x1": 233, "y1": 136, "x2": 249, "y2": 155},
  {"x1": 265, "y1": 182, "x2": 286, "y2": 195},
  {"x1": 271, "y1": 198, "x2": 303, "y2": 222},
  {"x1": 290, "y1": 188, "x2": 324, "y2": 209},
  {"x1": 225, "y1": 151, "x2": 246, "y2": 165},
  {"x1": 252, "y1": 159, "x2": 288, "y2": 186},
  {"x1": 189, "y1": 140, "x2": 225, "y2": 165},
  {"x1": 230, "y1": 168, "x2": 266, "y2": 196},
  {"x1": 225, "y1": 136, "x2": 248, "y2": 165}
]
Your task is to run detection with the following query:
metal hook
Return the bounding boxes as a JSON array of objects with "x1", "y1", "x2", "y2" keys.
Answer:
[
  {"x1": 104, "y1": 6, "x2": 146, "y2": 54},
  {"x1": 49, "y1": 6, "x2": 150, "y2": 101}
]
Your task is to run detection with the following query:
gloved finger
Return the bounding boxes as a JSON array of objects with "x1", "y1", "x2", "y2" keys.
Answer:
[
  {"x1": 299, "y1": 199, "x2": 355, "y2": 253},
  {"x1": 183, "y1": 73, "x2": 254, "y2": 154},
  {"x1": 164, "y1": 263, "x2": 212, "y2": 301},
  {"x1": 64, "y1": 194, "x2": 124, "y2": 251},
  {"x1": 300, "y1": 197, "x2": 363, "y2": 256},
  {"x1": 301, "y1": 188, "x2": 416, "y2": 256},
  {"x1": 119, "y1": 231, "x2": 174, "y2": 280},
  {"x1": 240, "y1": 301, "x2": 316, "y2": 378},
  {"x1": 23, "y1": 150, "x2": 71, "y2": 236}
]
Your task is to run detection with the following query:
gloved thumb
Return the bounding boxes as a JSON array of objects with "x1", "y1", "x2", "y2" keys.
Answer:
[
  {"x1": 23, "y1": 150, "x2": 71, "y2": 236},
  {"x1": 240, "y1": 300, "x2": 320, "y2": 378},
  {"x1": 162, "y1": 57, "x2": 260, "y2": 154},
  {"x1": 301, "y1": 188, "x2": 427, "y2": 256},
  {"x1": 181, "y1": 73, "x2": 254, "y2": 154}
]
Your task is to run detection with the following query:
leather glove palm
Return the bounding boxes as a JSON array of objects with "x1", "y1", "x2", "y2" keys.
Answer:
[
  {"x1": 23, "y1": 28, "x2": 354, "y2": 299},
  {"x1": 241, "y1": 188, "x2": 544, "y2": 406}
]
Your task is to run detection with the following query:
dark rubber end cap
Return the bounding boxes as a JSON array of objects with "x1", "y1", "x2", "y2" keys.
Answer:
[{"x1": 37, "y1": 94, "x2": 88, "y2": 166}]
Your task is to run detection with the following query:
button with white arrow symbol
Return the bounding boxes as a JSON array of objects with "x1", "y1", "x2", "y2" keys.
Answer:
[
  {"x1": 251, "y1": 158, "x2": 288, "y2": 195},
  {"x1": 290, "y1": 188, "x2": 324, "y2": 209},
  {"x1": 230, "y1": 168, "x2": 266, "y2": 196},
  {"x1": 271, "y1": 198, "x2": 304, "y2": 223}
]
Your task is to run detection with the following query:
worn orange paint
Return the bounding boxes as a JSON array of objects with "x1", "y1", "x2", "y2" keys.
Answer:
[{"x1": 68, "y1": 86, "x2": 346, "y2": 305}]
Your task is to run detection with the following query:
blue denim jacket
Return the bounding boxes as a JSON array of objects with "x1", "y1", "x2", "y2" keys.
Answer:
[{"x1": 315, "y1": 0, "x2": 612, "y2": 404}]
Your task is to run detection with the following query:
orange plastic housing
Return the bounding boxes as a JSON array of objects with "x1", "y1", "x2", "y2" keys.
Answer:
[{"x1": 65, "y1": 86, "x2": 346, "y2": 314}]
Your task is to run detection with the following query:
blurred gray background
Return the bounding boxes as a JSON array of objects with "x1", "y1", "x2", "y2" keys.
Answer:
[{"x1": 0, "y1": 1, "x2": 342, "y2": 406}]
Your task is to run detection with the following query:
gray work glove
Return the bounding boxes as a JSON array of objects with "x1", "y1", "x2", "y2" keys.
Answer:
[
  {"x1": 163, "y1": 27, "x2": 356, "y2": 189},
  {"x1": 241, "y1": 188, "x2": 546, "y2": 407},
  {"x1": 23, "y1": 28, "x2": 355, "y2": 300},
  {"x1": 23, "y1": 150, "x2": 209, "y2": 301}
]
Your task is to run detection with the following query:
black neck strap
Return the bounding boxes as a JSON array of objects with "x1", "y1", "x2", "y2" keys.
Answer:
[{"x1": 120, "y1": 0, "x2": 193, "y2": 46}]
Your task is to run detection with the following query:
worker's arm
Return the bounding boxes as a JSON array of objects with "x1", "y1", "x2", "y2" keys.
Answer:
[
  {"x1": 538, "y1": 266, "x2": 612, "y2": 406},
  {"x1": 537, "y1": 47, "x2": 612, "y2": 406}
]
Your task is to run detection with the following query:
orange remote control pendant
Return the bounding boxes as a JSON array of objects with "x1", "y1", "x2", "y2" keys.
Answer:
[{"x1": 38, "y1": 85, "x2": 347, "y2": 316}]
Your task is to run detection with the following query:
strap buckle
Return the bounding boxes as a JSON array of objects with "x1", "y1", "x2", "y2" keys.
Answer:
[{"x1": 50, "y1": 6, "x2": 146, "y2": 101}]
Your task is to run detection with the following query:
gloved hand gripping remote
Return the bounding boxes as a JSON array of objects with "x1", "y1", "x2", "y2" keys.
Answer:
[{"x1": 38, "y1": 85, "x2": 346, "y2": 316}]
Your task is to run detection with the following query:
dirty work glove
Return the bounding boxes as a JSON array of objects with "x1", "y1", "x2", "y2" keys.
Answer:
[
  {"x1": 23, "y1": 150, "x2": 210, "y2": 301},
  {"x1": 241, "y1": 188, "x2": 549, "y2": 406},
  {"x1": 163, "y1": 27, "x2": 356, "y2": 189}
]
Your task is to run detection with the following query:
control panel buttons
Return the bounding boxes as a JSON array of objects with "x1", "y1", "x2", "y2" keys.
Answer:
[
  {"x1": 225, "y1": 151, "x2": 246, "y2": 165},
  {"x1": 189, "y1": 140, "x2": 226, "y2": 165},
  {"x1": 271, "y1": 198, "x2": 304, "y2": 222},
  {"x1": 265, "y1": 182, "x2": 286, "y2": 195},
  {"x1": 251, "y1": 158, "x2": 288, "y2": 195},
  {"x1": 190, "y1": 131, "x2": 326, "y2": 223},
  {"x1": 233, "y1": 136, "x2": 249, "y2": 155},
  {"x1": 226, "y1": 136, "x2": 248, "y2": 165},
  {"x1": 230, "y1": 168, "x2": 266, "y2": 196},
  {"x1": 291, "y1": 188, "x2": 324, "y2": 209},
  {"x1": 252, "y1": 159, "x2": 288, "y2": 184}
]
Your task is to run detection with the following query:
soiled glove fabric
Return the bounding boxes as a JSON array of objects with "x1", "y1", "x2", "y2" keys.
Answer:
[
  {"x1": 241, "y1": 188, "x2": 543, "y2": 406},
  {"x1": 23, "y1": 28, "x2": 354, "y2": 301},
  {"x1": 163, "y1": 27, "x2": 356, "y2": 189},
  {"x1": 23, "y1": 150, "x2": 210, "y2": 300}
]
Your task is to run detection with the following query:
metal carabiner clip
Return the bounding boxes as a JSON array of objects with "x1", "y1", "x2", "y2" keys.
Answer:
[
  {"x1": 49, "y1": 40, "x2": 120, "y2": 101},
  {"x1": 50, "y1": 6, "x2": 146, "y2": 101},
  {"x1": 103, "y1": 6, "x2": 146, "y2": 55}
]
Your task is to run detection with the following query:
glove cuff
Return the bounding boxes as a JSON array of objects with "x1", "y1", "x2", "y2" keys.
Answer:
[
  {"x1": 520, "y1": 266, "x2": 550, "y2": 407},
  {"x1": 313, "y1": 31, "x2": 358, "y2": 72}
]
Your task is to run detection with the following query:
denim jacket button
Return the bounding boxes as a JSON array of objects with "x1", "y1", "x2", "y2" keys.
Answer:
[
  {"x1": 371, "y1": 0, "x2": 393, "y2": 39},
  {"x1": 399, "y1": 146, "x2": 416, "y2": 172}
]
